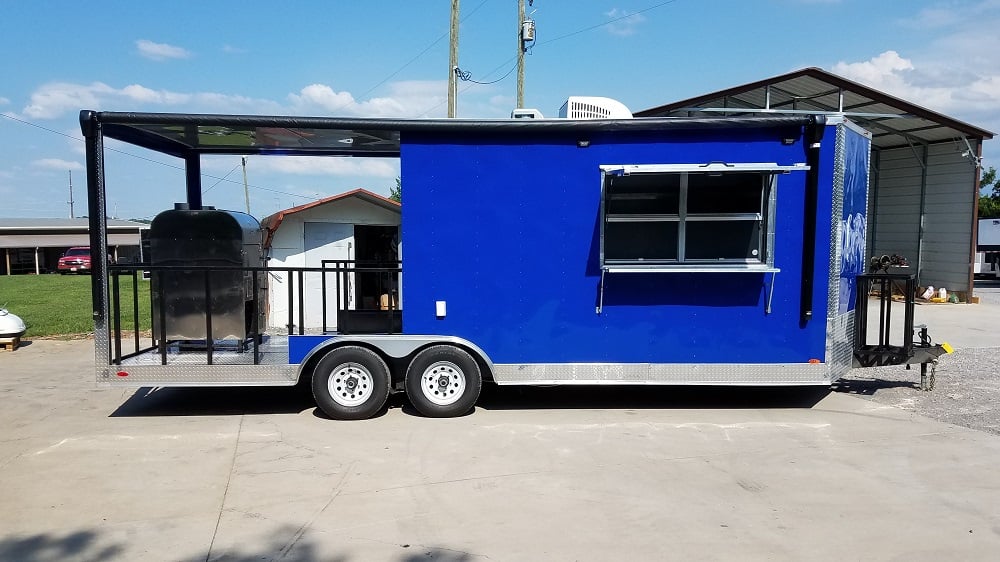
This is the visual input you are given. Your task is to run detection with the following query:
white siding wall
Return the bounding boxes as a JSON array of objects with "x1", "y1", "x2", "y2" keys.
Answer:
[
  {"x1": 871, "y1": 147, "x2": 922, "y2": 271},
  {"x1": 871, "y1": 143, "x2": 978, "y2": 294},
  {"x1": 266, "y1": 198, "x2": 400, "y2": 330},
  {"x1": 921, "y1": 143, "x2": 977, "y2": 292}
]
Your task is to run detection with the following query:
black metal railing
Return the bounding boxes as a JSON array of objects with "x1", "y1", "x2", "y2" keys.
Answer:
[
  {"x1": 853, "y1": 273, "x2": 915, "y2": 367},
  {"x1": 320, "y1": 259, "x2": 401, "y2": 335},
  {"x1": 105, "y1": 261, "x2": 402, "y2": 366}
]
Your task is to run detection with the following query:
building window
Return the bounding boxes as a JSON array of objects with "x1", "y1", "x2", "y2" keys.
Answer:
[{"x1": 600, "y1": 163, "x2": 806, "y2": 272}]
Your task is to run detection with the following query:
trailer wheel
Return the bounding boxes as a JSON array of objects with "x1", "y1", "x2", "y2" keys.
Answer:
[
  {"x1": 405, "y1": 345, "x2": 482, "y2": 418},
  {"x1": 312, "y1": 346, "x2": 390, "y2": 420}
]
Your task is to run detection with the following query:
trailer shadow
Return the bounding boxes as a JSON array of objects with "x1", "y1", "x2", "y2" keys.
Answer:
[
  {"x1": 831, "y1": 378, "x2": 920, "y2": 396},
  {"x1": 476, "y1": 384, "x2": 831, "y2": 411},
  {"x1": 110, "y1": 383, "x2": 831, "y2": 418},
  {"x1": 110, "y1": 385, "x2": 316, "y2": 417}
]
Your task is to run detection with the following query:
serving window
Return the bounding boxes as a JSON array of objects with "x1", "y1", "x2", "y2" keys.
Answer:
[{"x1": 600, "y1": 163, "x2": 806, "y2": 272}]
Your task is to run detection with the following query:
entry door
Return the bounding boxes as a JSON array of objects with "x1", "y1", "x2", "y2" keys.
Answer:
[{"x1": 303, "y1": 222, "x2": 354, "y2": 330}]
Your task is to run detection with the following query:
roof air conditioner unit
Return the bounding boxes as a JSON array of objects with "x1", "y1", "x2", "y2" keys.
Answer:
[{"x1": 558, "y1": 96, "x2": 633, "y2": 119}]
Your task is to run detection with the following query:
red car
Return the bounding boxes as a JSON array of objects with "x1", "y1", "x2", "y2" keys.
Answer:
[{"x1": 57, "y1": 246, "x2": 93, "y2": 274}]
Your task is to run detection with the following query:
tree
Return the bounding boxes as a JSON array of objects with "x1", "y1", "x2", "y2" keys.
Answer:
[
  {"x1": 389, "y1": 177, "x2": 401, "y2": 203},
  {"x1": 980, "y1": 166, "x2": 1000, "y2": 219}
]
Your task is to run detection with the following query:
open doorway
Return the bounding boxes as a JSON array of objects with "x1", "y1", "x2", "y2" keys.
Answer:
[{"x1": 354, "y1": 225, "x2": 399, "y2": 310}]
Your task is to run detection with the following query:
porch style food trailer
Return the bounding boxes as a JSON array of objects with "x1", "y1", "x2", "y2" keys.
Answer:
[{"x1": 79, "y1": 104, "x2": 948, "y2": 420}]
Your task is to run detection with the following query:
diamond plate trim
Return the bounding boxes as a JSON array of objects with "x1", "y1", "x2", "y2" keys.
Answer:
[
  {"x1": 493, "y1": 362, "x2": 832, "y2": 385},
  {"x1": 824, "y1": 122, "x2": 871, "y2": 377},
  {"x1": 104, "y1": 364, "x2": 298, "y2": 387},
  {"x1": 98, "y1": 336, "x2": 292, "y2": 386},
  {"x1": 95, "y1": 323, "x2": 110, "y2": 383}
]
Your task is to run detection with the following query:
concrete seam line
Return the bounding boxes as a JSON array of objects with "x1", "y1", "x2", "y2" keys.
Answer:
[
  {"x1": 278, "y1": 460, "x2": 356, "y2": 559},
  {"x1": 205, "y1": 414, "x2": 245, "y2": 562}
]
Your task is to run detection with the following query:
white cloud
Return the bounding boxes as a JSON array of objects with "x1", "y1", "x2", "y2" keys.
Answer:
[
  {"x1": 831, "y1": 50, "x2": 1000, "y2": 117},
  {"x1": 136, "y1": 39, "x2": 192, "y2": 61},
  {"x1": 0, "y1": 96, "x2": 9, "y2": 105},
  {"x1": 604, "y1": 8, "x2": 647, "y2": 37},
  {"x1": 31, "y1": 158, "x2": 84, "y2": 171},
  {"x1": 831, "y1": 51, "x2": 914, "y2": 90},
  {"x1": 23, "y1": 82, "x2": 112, "y2": 119},
  {"x1": 22, "y1": 81, "x2": 285, "y2": 119},
  {"x1": 899, "y1": 7, "x2": 963, "y2": 29},
  {"x1": 286, "y1": 80, "x2": 449, "y2": 117},
  {"x1": 252, "y1": 156, "x2": 399, "y2": 178},
  {"x1": 20, "y1": 74, "x2": 504, "y2": 121}
]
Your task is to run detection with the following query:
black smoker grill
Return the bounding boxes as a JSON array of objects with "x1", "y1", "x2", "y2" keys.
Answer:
[{"x1": 150, "y1": 205, "x2": 265, "y2": 344}]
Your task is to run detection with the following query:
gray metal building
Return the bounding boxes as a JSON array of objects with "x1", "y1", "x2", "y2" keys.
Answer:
[
  {"x1": 0, "y1": 218, "x2": 146, "y2": 274},
  {"x1": 637, "y1": 67, "x2": 995, "y2": 297}
]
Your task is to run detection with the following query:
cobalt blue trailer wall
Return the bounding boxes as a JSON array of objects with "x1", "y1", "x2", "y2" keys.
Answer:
[{"x1": 399, "y1": 119, "x2": 859, "y2": 382}]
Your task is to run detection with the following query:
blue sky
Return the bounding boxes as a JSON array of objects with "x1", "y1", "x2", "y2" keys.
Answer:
[{"x1": 2, "y1": 0, "x2": 998, "y2": 220}]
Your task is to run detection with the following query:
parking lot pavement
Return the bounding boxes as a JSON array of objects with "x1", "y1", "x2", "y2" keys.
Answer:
[
  {"x1": 3, "y1": 339, "x2": 1000, "y2": 561},
  {"x1": 861, "y1": 296, "x2": 999, "y2": 351}
]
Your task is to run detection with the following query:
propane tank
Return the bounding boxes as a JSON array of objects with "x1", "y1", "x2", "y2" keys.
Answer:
[{"x1": 0, "y1": 308, "x2": 27, "y2": 338}]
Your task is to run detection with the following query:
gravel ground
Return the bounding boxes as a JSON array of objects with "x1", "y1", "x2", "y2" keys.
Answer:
[
  {"x1": 837, "y1": 346, "x2": 1000, "y2": 435},
  {"x1": 836, "y1": 280, "x2": 1000, "y2": 435}
]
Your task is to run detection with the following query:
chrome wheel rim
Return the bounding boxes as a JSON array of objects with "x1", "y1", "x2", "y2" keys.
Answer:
[
  {"x1": 328, "y1": 362, "x2": 374, "y2": 407},
  {"x1": 420, "y1": 361, "x2": 466, "y2": 406}
]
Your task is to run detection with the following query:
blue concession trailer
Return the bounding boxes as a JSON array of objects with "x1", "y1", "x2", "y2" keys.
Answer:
[{"x1": 80, "y1": 108, "x2": 940, "y2": 420}]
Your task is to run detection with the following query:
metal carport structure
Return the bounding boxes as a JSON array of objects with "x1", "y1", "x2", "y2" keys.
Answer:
[{"x1": 637, "y1": 67, "x2": 995, "y2": 298}]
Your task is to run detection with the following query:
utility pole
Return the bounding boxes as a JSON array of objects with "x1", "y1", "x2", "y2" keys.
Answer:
[
  {"x1": 68, "y1": 170, "x2": 75, "y2": 219},
  {"x1": 447, "y1": 0, "x2": 460, "y2": 118},
  {"x1": 516, "y1": 0, "x2": 525, "y2": 108},
  {"x1": 242, "y1": 157, "x2": 251, "y2": 215},
  {"x1": 517, "y1": 1, "x2": 535, "y2": 108}
]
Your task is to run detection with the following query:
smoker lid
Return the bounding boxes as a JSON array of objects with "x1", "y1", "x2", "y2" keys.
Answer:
[{"x1": 150, "y1": 208, "x2": 260, "y2": 240}]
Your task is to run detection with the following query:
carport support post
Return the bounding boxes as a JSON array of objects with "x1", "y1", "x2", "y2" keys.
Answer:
[
  {"x1": 80, "y1": 110, "x2": 110, "y2": 376},
  {"x1": 6, "y1": 248, "x2": 11, "y2": 275},
  {"x1": 184, "y1": 127, "x2": 202, "y2": 210},
  {"x1": 34, "y1": 247, "x2": 39, "y2": 275},
  {"x1": 916, "y1": 144, "x2": 929, "y2": 285},
  {"x1": 967, "y1": 141, "x2": 983, "y2": 297}
]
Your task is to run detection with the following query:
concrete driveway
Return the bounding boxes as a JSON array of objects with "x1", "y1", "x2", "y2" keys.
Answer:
[{"x1": 2, "y1": 338, "x2": 1000, "y2": 561}]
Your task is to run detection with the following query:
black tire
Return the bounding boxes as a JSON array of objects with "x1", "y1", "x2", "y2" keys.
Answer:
[
  {"x1": 405, "y1": 345, "x2": 482, "y2": 418},
  {"x1": 312, "y1": 346, "x2": 390, "y2": 420}
]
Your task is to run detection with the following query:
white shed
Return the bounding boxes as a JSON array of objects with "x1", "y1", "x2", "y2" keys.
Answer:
[{"x1": 261, "y1": 189, "x2": 400, "y2": 332}]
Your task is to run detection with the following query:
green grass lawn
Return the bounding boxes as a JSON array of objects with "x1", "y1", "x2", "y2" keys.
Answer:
[{"x1": 0, "y1": 274, "x2": 151, "y2": 338}]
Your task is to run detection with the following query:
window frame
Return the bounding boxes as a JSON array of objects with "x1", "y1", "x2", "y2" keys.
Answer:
[{"x1": 599, "y1": 162, "x2": 807, "y2": 273}]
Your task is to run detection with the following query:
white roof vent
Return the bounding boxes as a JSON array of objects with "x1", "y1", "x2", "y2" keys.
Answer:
[
  {"x1": 558, "y1": 96, "x2": 632, "y2": 119},
  {"x1": 511, "y1": 108, "x2": 544, "y2": 119}
]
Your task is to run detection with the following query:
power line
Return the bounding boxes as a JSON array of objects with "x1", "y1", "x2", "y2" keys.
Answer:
[
  {"x1": 535, "y1": 0, "x2": 678, "y2": 47},
  {"x1": 420, "y1": 0, "x2": 680, "y2": 116},
  {"x1": 327, "y1": 0, "x2": 492, "y2": 116},
  {"x1": 455, "y1": 63, "x2": 518, "y2": 85},
  {"x1": 202, "y1": 162, "x2": 242, "y2": 194}
]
